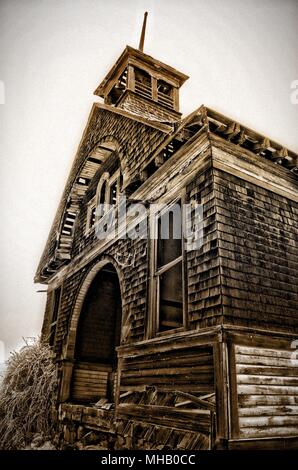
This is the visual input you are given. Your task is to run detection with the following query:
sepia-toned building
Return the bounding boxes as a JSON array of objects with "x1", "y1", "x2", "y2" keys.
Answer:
[{"x1": 35, "y1": 38, "x2": 298, "y2": 449}]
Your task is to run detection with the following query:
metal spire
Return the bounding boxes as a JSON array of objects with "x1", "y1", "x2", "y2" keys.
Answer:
[{"x1": 138, "y1": 12, "x2": 148, "y2": 52}]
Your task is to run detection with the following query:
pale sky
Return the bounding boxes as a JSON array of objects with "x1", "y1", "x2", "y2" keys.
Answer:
[{"x1": 0, "y1": 0, "x2": 297, "y2": 361}]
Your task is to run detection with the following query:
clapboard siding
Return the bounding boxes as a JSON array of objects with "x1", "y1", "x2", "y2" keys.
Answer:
[
  {"x1": 71, "y1": 362, "x2": 110, "y2": 402},
  {"x1": 120, "y1": 346, "x2": 214, "y2": 395},
  {"x1": 235, "y1": 345, "x2": 298, "y2": 438}
]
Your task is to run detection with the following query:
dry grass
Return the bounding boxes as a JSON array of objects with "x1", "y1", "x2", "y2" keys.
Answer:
[{"x1": 0, "y1": 339, "x2": 57, "y2": 450}]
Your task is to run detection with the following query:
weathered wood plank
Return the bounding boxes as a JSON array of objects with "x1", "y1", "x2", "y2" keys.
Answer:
[
  {"x1": 73, "y1": 371, "x2": 108, "y2": 379},
  {"x1": 72, "y1": 387, "x2": 106, "y2": 394},
  {"x1": 236, "y1": 365, "x2": 298, "y2": 377},
  {"x1": 121, "y1": 376, "x2": 214, "y2": 386},
  {"x1": 238, "y1": 405, "x2": 298, "y2": 417},
  {"x1": 72, "y1": 378, "x2": 108, "y2": 385},
  {"x1": 237, "y1": 374, "x2": 298, "y2": 387},
  {"x1": 120, "y1": 384, "x2": 213, "y2": 393},
  {"x1": 239, "y1": 426, "x2": 298, "y2": 438},
  {"x1": 123, "y1": 353, "x2": 213, "y2": 370},
  {"x1": 229, "y1": 436, "x2": 298, "y2": 450},
  {"x1": 237, "y1": 385, "x2": 298, "y2": 396},
  {"x1": 235, "y1": 354, "x2": 296, "y2": 367},
  {"x1": 235, "y1": 346, "x2": 294, "y2": 359},
  {"x1": 76, "y1": 362, "x2": 112, "y2": 371},
  {"x1": 238, "y1": 394, "x2": 298, "y2": 407},
  {"x1": 122, "y1": 368, "x2": 214, "y2": 378}
]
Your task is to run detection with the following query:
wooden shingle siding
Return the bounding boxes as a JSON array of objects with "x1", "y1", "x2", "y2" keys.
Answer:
[
  {"x1": 213, "y1": 168, "x2": 298, "y2": 331},
  {"x1": 235, "y1": 345, "x2": 298, "y2": 438},
  {"x1": 186, "y1": 168, "x2": 223, "y2": 328}
]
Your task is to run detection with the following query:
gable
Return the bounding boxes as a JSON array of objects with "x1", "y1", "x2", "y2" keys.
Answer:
[{"x1": 35, "y1": 103, "x2": 171, "y2": 283}]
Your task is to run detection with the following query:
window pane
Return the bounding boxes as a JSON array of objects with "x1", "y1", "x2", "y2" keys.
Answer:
[
  {"x1": 90, "y1": 206, "x2": 96, "y2": 227},
  {"x1": 99, "y1": 180, "x2": 107, "y2": 204},
  {"x1": 157, "y1": 80, "x2": 172, "y2": 96},
  {"x1": 109, "y1": 180, "x2": 117, "y2": 205},
  {"x1": 49, "y1": 288, "x2": 61, "y2": 346},
  {"x1": 159, "y1": 261, "x2": 183, "y2": 332},
  {"x1": 157, "y1": 203, "x2": 182, "y2": 268},
  {"x1": 52, "y1": 288, "x2": 61, "y2": 324}
]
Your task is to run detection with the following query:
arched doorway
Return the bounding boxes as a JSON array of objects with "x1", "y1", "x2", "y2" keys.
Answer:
[{"x1": 70, "y1": 263, "x2": 122, "y2": 403}]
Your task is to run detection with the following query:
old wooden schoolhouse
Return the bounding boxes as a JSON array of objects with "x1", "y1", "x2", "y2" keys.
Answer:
[{"x1": 35, "y1": 19, "x2": 298, "y2": 449}]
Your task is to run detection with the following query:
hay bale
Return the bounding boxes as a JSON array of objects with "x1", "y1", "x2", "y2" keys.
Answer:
[{"x1": 0, "y1": 339, "x2": 57, "y2": 449}]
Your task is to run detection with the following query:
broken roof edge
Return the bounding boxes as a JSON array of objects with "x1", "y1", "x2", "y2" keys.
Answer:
[
  {"x1": 96, "y1": 102, "x2": 174, "y2": 133},
  {"x1": 34, "y1": 103, "x2": 100, "y2": 284},
  {"x1": 205, "y1": 106, "x2": 298, "y2": 160}
]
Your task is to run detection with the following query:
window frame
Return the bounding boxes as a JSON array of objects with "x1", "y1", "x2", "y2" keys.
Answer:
[
  {"x1": 49, "y1": 287, "x2": 62, "y2": 347},
  {"x1": 85, "y1": 196, "x2": 96, "y2": 235},
  {"x1": 108, "y1": 168, "x2": 121, "y2": 206},
  {"x1": 148, "y1": 194, "x2": 188, "y2": 338},
  {"x1": 95, "y1": 172, "x2": 110, "y2": 222}
]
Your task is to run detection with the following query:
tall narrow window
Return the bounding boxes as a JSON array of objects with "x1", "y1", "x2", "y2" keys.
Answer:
[
  {"x1": 134, "y1": 67, "x2": 152, "y2": 99},
  {"x1": 94, "y1": 169, "x2": 120, "y2": 228},
  {"x1": 155, "y1": 201, "x2": 183, "y2": 333},
  {"x1": 99, "y1": 180, "x2": 107, "y2": 204},
  {"x1": 90, "y1": 206, "x2": 96, "y2": 226},
  {"x1": 109, "y1": 180, "x2": 117, "y2": 205},
  {"x1": 49, "y1": 287, "x2": 61, "y2": 347},
  {"x1": 98, "y1": 179, "x2": 107, "y2": 217},
  {"x1": 157, "y1": 79, "x2": 174, "y2": 109},
  {"x1": 85, "y1": 197, "x2": 96, "y2": 233}
]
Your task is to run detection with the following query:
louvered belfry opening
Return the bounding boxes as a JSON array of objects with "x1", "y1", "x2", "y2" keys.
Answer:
[{"x1": 71, "y1": 264, "x2": 122, "y2": 404}]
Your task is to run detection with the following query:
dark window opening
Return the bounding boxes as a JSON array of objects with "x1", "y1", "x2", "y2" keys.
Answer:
[
  {"x1": 100, "y1": 180, "x2": 107, "y2": 204},
  {"x1": 159, "y1": 261, "x2": 183, "y2": 332},
  {"x1": 89, "y1": 206, "x2": 96, "y2": 228},
  {"x1": 108, "y1": 68, "x2": 128, "y2": 105},
  {"x1": 109, "y1": 180, "x2": 117, "y2": 205},
  {"x1": 76, "y1": 266, "x2": 121, "y2": 363},
  {"x1": 134, "y1": 67, "x2": 152, "y2": 99},
  {"x1": 155, "y1": 201, "x2": 183, "y2": 333},
  {"x1": 157, "y1": 206, "x2": 182, "y2": 268},
  {"x1": 157, "y1": 79, "x2": 172, "y2": 96},
  {"x1": 98, "y1": 179, "x2": 107, "y2": 217},
  {"x1": 71, "y1": 264, "x2": 122, "y2": 403},
  {"x1": 157, "y1": 79, "x2": 174, "y2": 109}
]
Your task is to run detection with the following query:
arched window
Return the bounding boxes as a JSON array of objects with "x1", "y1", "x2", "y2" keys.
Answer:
[
  {"x1": 95, "y1": 172, "x2": 110, "y2": 220},
  {"x1": 99, "y1": 179, "x2": 107, "y2": 204},
  {"x1": 95, "y1": 167, "x2": 121, "y2": 220}
]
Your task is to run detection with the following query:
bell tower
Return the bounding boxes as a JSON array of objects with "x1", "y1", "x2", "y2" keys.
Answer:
[{"x1": 94, "y1": 14, "x2": 188, "y2": 123}]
